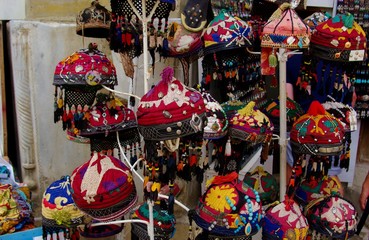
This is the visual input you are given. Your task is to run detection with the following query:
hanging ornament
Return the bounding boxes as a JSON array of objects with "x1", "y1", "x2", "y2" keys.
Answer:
[{"x1": 268, "y1": 48, "x2": 278, "y2": 68}]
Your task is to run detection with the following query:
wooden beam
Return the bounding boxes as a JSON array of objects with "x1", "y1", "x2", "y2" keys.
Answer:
[{"x1": 0, "y1": 22, "x2": 7, "y2": 157}]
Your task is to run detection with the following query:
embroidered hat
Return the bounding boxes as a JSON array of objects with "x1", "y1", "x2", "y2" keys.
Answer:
[
  {"x1": 166, "y1": 22, "x2": 203, "y2": 58},
  {"x1": 229, "y1": 101, "x2": 273, "y2": 144},
  {"x1": 310, "y1": 13, "x2": 367, "y2": 62},
  {"x1": 290, "y1": 100, "x2": 345, "y2": 156},
  {"x1": 131, "y1": 201, "x2": 176, "y2": 240},
  {"x1": 137, "y1": 67, "x2": 205, "y2": 140},
  {"x1": 70, "y1": 153, "x2": 137, "y2": 221},
  {"x1": 304, "y1": 195, "x2": 357, "y2": 239},
  {"x1": 262, "y1": 196, "x2": 309, "y2": 240},
  {"x1": 294, "y1": 175, "x2": 341, "y2": 207},
  {"x1": 202, "y1": 10, "x2": 253, "y2": 56},
  {"x1": 76, "y1": 1, "x2": 112, "y2": 38},
  {"x1": 192, "y1": 172, "x2": 263, "y2": 238},
  {"x1": 242, "y1": 166, "x2": 279, "y2": 205},
  {"x1": 78, "y1": 92, "x2": 138, "y2": 137},
  {"x1": 42, "y1": 176, "x2": 87, "y2": 237},
  {"x1": 260, "y1": 3, "x2": 311, "y2": 49},
  {"x1": 53, "y1": 43, "x2": 117, "y2": 142},
  {"x1": 53, "y1": 43, "x2": 117, "y2": 86},
  {"x1": 202, "y1": 92, "x2": 228, "y2": 139},
  {"x1": 322, "y1": 98, "x2": 357, "y2": 132},
  {"x1": 263, "y1": 97, "x2": 305, "y2": 133}
]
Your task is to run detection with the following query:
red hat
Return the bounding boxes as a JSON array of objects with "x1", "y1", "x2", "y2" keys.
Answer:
[
  {"x1": 262, "y1": 196, "x2": 309, "y2": 239},
  {"x1": 290, "y1": 100, "x2": 345, "y2": 155},
  {"x1": 137, "y1": 67, "x2": 205, "y2": 140},
  {"x1": 79, "y1": 92, "x2": 137, "y2": 137},
  {"x1": 53, "y1": 43, "x2": 117, "y2": 86},
  {"x1": 322, "y1": 98, "x2": 357, "y2": 132},
  {"x1": 311, "y1": 13, "x2": 367, "y2": 62},
  {"x1": 70, "y1": 153, "x2": 137, "y2": 221}
]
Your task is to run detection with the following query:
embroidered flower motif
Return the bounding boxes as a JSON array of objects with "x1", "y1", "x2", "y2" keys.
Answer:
[{"x1": 205, "y1": 184, "x2": 237, "y2": 213}]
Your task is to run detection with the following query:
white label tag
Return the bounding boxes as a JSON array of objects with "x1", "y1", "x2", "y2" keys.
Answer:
[{"x1": 349, "y1": 50, "x2": 365, "y2": 61}]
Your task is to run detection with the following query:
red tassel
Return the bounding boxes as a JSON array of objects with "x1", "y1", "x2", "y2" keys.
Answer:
[
  {"x1": 190, "y1": 154, "x2": 197, "y2": 167},
  {"x1": 271, "y1": 75, "x2": 278, "y2": 88},
  {"x1": 205, "y1": 74, "x2": 211, "y2": 84},
  {"x1": 308, "y1": 100, "x2": 326, "y2": 116}
]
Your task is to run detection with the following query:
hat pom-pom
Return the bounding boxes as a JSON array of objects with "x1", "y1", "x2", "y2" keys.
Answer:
[
  {"x1": 160, "y1": 66, "x2": 174, "y2": 84},
  {"x1": 238, "y1": 101, "x2": 256, "y2": 116},
  {"x1": 308, "y1": 100, "x2": 326, "y2": 116}
]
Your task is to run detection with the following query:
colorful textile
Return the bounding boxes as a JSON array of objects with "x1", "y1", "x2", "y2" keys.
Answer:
[
  {"x1": 310, "y1": 13, "x2": 366, "y2": 62},
  {"x1": 242, "y1": 166, "x2": 279, "y2": 205},
  {"x1": 290, "y1": 100, "x2": 345, "y2": 156},
  {"x1": 70, "y1": 153, "x2": 137, "y2": 221},
  {"x1": 304, "y1": 195, "x2": 357, "y2": 239},
  {"x1": 261, "y1": 3, "x2": 311, "y2": 49},
  {"x1": 229, "y1": 101, "x2": 273, "y2": 143},
  {"x1": 53, "y1": 43, "x2": 117, "y2": 86},
  {"x1": 294, "y1": 176, "x2": 341, "y2": 207},
  {"x1": 193, "y1": 172, "x2": 263, "y2": 238},
  {"x1": 263, "y1": 97, "x2": 305, "y2": 132},
  {"x1": 262, "y1": 196, "x2": 309, "y2": 240},
  {"x1": 79, "y1": 93, "x2": 138, "y2": 137},
  {"x1": 202, "y1": 10, "x2": 253, "y2": 56},
  {"x1": 137, "y1": 67, "x2": 205, "y2": 140}
]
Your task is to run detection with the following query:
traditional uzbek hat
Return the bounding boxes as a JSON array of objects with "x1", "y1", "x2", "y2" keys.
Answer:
[
  {"x1": 304, "y1": 195, "x2": 358, "y2": 239},
  {"x1": 76, "y1": 1, "x2": 112, "y2": 38},
  {"x1": 78, "y1": 221, "x2": 124, "y2": 238},
  {"x1": 70, "y1": 153, "x2": 137, "y2": 221},
  {"x1": 202, "y1": 92, "x2": 228, "y2": 140},
  {"x1": 202, "y1": 10, "x2": 253, "y2": 56},
  {"x1": 192, "y1": 172, "x2": 263, "y2": 239},
  {"x1": 53, "y1": 43, "x2": 117, "y2": 142},
  {"x1": 131, "y1": 201, "x2": 176, "y2": 240},
  {"x1": 229, "y1": 101, "x2": 274, "y2": 144},
  {"x1": 310, "y1": 13, "x2": 367, "y2": 62},
  {"x1": 290, "y1": 100, "x2": 345, "y2": 156},
  {"x1": 42, "y1": 176, "x2": 87, "y2": 239},
  {"x1": 78, "y1": 92, "x2": 137, "y2": 137},
  {"x1": 242, "y1": 166, "x2": 279, "y2": 206},
  {"x1": 294, "y1": 175, "x2": 342, "y2": 207},
  {"x1": 137, "y1": 67, "x2": 205, "y2": 141},
  {"x1": 260, "y1": 2, "x2": 311, "y2": 49},
  {"x1": 263, "y1": 97, "x2": 305, "y2": 133},
  {"x1": 262, "y1": 196, "x2": 309, "y2": 239},
  {"x1": 260, "y1": 2, "x2": 310, "y2": 75}
]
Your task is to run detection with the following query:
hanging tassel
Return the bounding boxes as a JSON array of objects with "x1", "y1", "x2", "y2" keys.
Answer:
[
  {"x1": 190, "y1": 154, "x2": 197, "y2": 167},
  {"x1": 268, "y1": 49, "x2": 278, "y2": 67},
  {"x1": 225, "y1": 138, "x2": 231, "y2": 157}
]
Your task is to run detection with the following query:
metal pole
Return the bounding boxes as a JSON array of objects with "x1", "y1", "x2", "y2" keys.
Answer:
[{"x1": 278, "y1": 47, "x2": 288, "y2": 200}]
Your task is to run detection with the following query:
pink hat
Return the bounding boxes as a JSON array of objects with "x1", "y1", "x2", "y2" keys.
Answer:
[
  {"x1": 53, "y1": 43, "x2": 117, "y2": 86},
  {"x1": 261, "y1": 3, "x2": 311, "y2": 49},
  {"x1": 137, "y1": 67, "x2": 206, "y2": 140}
]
